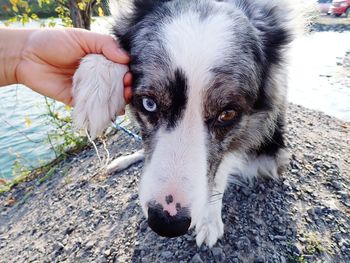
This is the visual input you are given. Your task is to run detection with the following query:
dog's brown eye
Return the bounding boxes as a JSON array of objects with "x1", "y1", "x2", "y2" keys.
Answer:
[{"x1": 218, "y1": 110, "x2": 237, "y2": 123}]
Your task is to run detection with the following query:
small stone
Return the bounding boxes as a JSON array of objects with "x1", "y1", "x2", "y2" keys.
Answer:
[
  {"x1": 104, "y1": 249, "x2": 111, "y2": 257},
  {"x1": 290, "y1": 244, "x2": 301, "y2": 256},
  {"x1": 85, "y1": 240, "x2": 95, "y2": 250},
  {"x1": 64, "y1": 226, "x2": 75, "y2": 235},
  {"x1": 314, "y1": 206, "x2": 323, "y2": 215},
  {"x1": 130, "y1": 193, "x2": 138, "y2": 200},
  {"x1": 303, "y1": 255, "x2": 314, "y2": 261},
  {"x1": 140, "y1": 220, "x2": 148, "y2": 232},
  {"x1": 211, "y1": 247, "x2": 225, "y2": 262},
  {"x1": 274, "y1": 235, "x2": 287, "y2": 241},
  {"x1": 332, "y1": 181, "x2": 343, "y2": 191},
  {"x1": 254, "y1": 256, "x2": 265, "y2": 263},
  {"x1": 191, "y1": 253, "x2": 203, "y2": 263},
  {"x1": 237, "y1": 236, "x2": 251, "y2": 251},
  {"x1": 160, "y1": 251, "x2": 172, "y2": 259}
]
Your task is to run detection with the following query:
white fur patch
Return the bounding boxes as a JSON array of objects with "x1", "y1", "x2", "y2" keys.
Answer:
[
  {"x1": 162, "y1": 10, "x2": 234, "y2": 86},
  {"x1": 72, "y1": 54, "x2": 128, "y2": 138},
  {"x1": 219, "y1": 151, "x2": 287, "y2": 186}
]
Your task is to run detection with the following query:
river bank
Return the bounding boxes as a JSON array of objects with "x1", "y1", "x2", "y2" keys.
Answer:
[{"x1": 0, "y1": 103, "x2": 349, "y2": 263}]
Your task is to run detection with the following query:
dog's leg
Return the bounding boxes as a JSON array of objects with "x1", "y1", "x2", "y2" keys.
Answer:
[
  {"x1": 195, "y1": 150, "x2": 286, "y2": 247},
  {"x1": 195, "y1": 158, "x2": 232, "y2": 248},
  {"x1": 107, "y1": 150, "x2": 144, "y2": 174},
  {"x1": 195, "y1": 186, "x2": 226, "y2": 248},
  {"x1": 72, "y1": 54, "x2": 129, "y2": 138}
]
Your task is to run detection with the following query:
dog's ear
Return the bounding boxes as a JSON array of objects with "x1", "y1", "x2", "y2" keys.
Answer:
[
  {"x1": 236, "y1": 0, "x2": 295, "y2": 111},
  {"x1": 110, "y1": 0, "x2": 172, "y2": 52},
  {"x1": 240, "y1": 0, "x2": 294, "y2": 66}
]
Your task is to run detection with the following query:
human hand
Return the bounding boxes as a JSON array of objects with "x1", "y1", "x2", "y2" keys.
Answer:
[{"x1": 15, "y1": 28, "x2": 132, "y2": 106}]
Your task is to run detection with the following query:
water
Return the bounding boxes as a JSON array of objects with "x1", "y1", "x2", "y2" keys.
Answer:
[
  {"x1": 288, "y1": 32, "x2": 350, "y2": 121},
  {"x1": 1, "y1": 19, "x2": 350, "y2": 179},
  {"x1": 0, "y1": 18, "x2": 114, "y2": 179},
  {"x1": 0, "y1": 85, "x2": 57, "y2": 178}
]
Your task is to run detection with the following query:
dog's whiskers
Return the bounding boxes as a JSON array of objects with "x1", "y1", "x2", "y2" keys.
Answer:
[
  {"x1": 210, "y1": 192, "x2": 224, "y2": 197},
  {"x1": 209, "y1": 198, "x2": 223, "y2": 205}
]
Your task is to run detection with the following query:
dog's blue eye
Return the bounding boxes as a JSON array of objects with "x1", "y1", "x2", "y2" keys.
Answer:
[{"x1": 142, "y1": 97, "x2": 157, "y2": 112}]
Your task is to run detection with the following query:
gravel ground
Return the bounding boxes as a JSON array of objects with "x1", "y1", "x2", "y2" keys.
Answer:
[
  {"x1": 311, "y1": 15, "x2": 350, "y2": 32},
  {"x1": 0, "y1": 102, "x2": 349, "y2": 263}
]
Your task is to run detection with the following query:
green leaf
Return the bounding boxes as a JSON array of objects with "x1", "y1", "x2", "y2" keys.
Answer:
[
  {"x1": 24, "y1": 116, "x2": 32, "y2": 128},
  {"x1": 31, "y1": 13, "x2": 39, "y2": 20},
  {"x1": 97, "y1": 6, "x2": 104, "y2": 17},
  {"x1": 78, "y1": 2, "x2": 86, "y2": 11}
]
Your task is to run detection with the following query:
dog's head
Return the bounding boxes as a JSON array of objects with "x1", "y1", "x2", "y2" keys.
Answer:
[{"x1": 112, "y1": 0, "x2": 293, "y2": 237}]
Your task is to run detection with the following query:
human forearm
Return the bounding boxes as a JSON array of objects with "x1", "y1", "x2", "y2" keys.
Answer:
[{"x1": 0, "y1": 28, "x2": 33, "y2": 87}]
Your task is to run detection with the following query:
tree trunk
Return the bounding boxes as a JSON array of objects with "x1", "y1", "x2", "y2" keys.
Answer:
[{"x1": 67, "y1": 0, "x2": 96, "y2": 30}]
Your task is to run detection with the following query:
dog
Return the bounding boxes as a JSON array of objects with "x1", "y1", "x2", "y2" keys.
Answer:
[{"x1": 72, "y1": 0, "x2": 294, "y2": 247}]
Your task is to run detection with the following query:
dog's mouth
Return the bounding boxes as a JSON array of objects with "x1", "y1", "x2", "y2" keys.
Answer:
[{"x1": 146, "y1": 202, "x2": 191, "y2": 238}]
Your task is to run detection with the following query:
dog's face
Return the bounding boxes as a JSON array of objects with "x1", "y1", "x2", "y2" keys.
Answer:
[{"x1": 113, "y1": 0, "x2": 292, "y2": 238}]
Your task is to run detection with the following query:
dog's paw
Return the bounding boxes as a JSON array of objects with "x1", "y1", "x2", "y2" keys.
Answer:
[
  {"x1": 195, "y1": 213, "x2": 224, "y2": 248},
  {"x1": 72, "y1": 54, "x2": 128, "y2": 138}
]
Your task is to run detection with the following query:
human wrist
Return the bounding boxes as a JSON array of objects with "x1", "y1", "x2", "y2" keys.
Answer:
[{"x1": 0, "y1": 28, "x2": 34, "y2": 86}]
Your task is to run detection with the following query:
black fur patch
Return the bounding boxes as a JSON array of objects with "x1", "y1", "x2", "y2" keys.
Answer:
[
  {"x1": 254, "y1": 115, "x2": 285, "y2": 156},
  {"x1": 130, "y1": 68, "x2": 188, "y2": 131},
  {"x1": 242, "y1": 2, "x2": 293, "y2": 111},
  {"x1": 166, "y1": 69, "x2": 188, "y2": 130},
  {"x1": 113, "y1": 0, "x2": 171, "y2": 51}
]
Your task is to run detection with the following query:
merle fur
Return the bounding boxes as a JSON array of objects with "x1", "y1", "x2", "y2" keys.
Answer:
[{"x1": 113, "y1": 0, "x2": 292, "y2": 177}]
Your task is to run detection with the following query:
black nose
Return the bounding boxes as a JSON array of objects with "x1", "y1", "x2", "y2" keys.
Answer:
[{"x1": 147, "y1": 203, "x2": 191, "y2": 238}]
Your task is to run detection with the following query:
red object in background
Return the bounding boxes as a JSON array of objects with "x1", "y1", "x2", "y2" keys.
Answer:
[
  {"x1": 318, "y1": 0, "x2": 332, "y2": 14},
  {"x1": 329, "y1": 0, "x2": 350, "y2": 17}
]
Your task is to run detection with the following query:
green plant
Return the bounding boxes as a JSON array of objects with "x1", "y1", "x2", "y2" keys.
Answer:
[
  {"x1": 44, "y1": 98, "x2": 88, "y2": 157},
  {"x1": 303, "y1": 232, "x2": 325, "y2": 255},
  {"x1": 4, "y1": 0, "x2": 109, "y2": 29}
]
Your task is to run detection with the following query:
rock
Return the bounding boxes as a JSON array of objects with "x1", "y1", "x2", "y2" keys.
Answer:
[
  {"x1": 139, "y1": 220, "x2": 148, "y2": 232},
  {"x1": 254, "y1": 256, "x2": 265, "y2": 263},
  {"x1": 211, "y1": 247, "x2": 225, "y2": 262},
  {"x1": 85, "y1": 240, "x2": 95, "y2": 250},
  {"x1": 160, "y1": 251, "x2": 172, "y2": 260},
  {"x1": 103, "y1": 249, "x2": 111, "y2": 257},
  {"x1": 191, "y1": 253, "x2": 203, "y2": 263},
  {"x1": 237, "y1": 237, "x2": 251, "y2": 252},
  {"x1": 290, "y1": 244, "x2": 301, "y2": 256},
  {"x1": 332, "y1": 181, "x2": 343, "y2": 191},
  {"x1": 274, "y1": 235, "x2": 287, "y2": 241},
  {"x1": 280, "y1": 256, "x2": 287, "y2": 263}
]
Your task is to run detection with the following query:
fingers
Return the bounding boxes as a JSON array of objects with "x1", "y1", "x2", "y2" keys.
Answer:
[
  {"x1": 124, "y1": 86, "x2": 133, "y2": 104},
  {"x1": 124, "y1": 72, "x2": 132, "y2": 87},
  {"x1": 123, "y1": 72, "x2": 133, "y2": 104},
  {"x1": 101, "y1": 37, "x2": 130, "y2": 64},
  {"x1": 74, "y1": 29, "x2": 130, "y2": 64}
]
